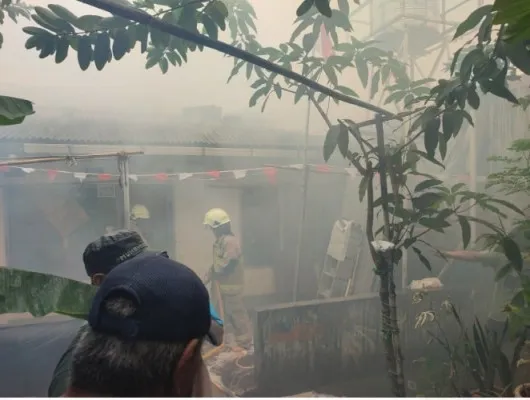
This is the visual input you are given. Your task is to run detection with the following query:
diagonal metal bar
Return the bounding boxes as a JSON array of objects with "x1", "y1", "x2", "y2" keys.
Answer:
[{"x1": 77, "y1": 0, "x2": 400, "y2": 119}]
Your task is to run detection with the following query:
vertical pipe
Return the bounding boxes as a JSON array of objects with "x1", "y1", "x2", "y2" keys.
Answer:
[
  {"x1": 292, "y1": 96, "x2": 311, "y2": 302},
  {"x1": 118, "y1": 154, "x2": 131, "y2": 230}
]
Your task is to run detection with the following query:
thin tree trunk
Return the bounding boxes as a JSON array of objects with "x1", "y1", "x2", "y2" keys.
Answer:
[{"x1": 388, "y1": 264, "x2": 406, "y2": 397}]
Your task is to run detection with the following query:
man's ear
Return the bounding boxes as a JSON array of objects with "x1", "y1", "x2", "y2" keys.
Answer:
[
  {"x1": 172, "y1": 339, "x2": 202, "y2": 396},
  {"x1": 90, "y1": 273, "x2": 105, "y2": 286}
]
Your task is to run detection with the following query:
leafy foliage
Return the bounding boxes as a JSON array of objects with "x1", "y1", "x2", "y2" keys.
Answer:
[
  {"x1": 22, "y1": 0, "x2": 256, "y2": 74},
  {"x1": 0, "y1": 267, "x2": 96, "y2": 319},
  {"x1": 0, "y1": 0, "x2": 34, "y2": 125},
  {"x1": 418, "y1": 301, "x2": 514, "y2": 396}
]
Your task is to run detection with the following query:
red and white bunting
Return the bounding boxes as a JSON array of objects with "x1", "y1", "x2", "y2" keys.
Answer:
[
  {"x1": 233, "y1": 170, "x2": 247, "y2": 179},
  {"x1": 0, "y1": 164, "x2": 476, "y2": 186}
]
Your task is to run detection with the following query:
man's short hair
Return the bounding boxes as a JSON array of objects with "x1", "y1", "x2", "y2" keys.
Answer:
[
  {"x1": 82, "y1": 230, "x2": 148, "y2": 277},
  {"x1": 71, "y1": 254, "x2": 211, "y2": 396}
]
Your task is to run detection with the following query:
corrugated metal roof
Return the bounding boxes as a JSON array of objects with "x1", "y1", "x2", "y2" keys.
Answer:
[{"x1": 0, "y1": 116, "x2": 325, "y2": 149}]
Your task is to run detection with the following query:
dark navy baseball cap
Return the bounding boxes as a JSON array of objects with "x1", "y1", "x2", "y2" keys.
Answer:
[
  {"x1": 83, "y1": 230, "x2": 150, "y2": 277},
  {"x1": 88, "y1": 253, "x2": 211, "y2": 344}
]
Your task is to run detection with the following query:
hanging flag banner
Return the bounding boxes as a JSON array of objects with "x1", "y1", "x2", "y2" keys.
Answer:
[
  {"x1": 47, "y1": 169, "x2": 58, "y2": 181},
  {"x1": 320, "y1": 24, "x2": 334, "y2": 59},
  {"x1": 345, "y1": 168, "x2": 358, "y2": 178},
  {"x1": 1, "y1": 163, "x2": 455, "y2": 186},
  {"x1": 207, "y1": 170, "x2": 221, "y2": 179},
  {"x1": 263, "y1": 167, "x2": 277, "y2": 184},
  {"x1": 154, "y1": 173, "x2": 168, "y2": 182},
  {"x1": 73, "y1": 172, "x2": 87, "y2": 182},
  {"x1": 233, "y1": 170, "x2": 247, "y2": 180}
]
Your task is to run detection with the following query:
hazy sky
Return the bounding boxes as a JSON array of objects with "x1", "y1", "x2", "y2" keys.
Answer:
[{"x1": 1, "y1": 0, "x2": 483, "y2": 136}]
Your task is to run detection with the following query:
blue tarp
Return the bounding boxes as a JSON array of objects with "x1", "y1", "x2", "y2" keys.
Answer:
[{"x1": 0, "y1": 316, "x2": 83, "y2": 397}]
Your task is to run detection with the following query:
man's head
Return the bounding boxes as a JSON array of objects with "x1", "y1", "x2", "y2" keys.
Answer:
[
  {"x1": 69, "y1": 253, "x2": 211, "y2": 397},
  {"x1": 82, "y1": 230, "x2": 149, "y2": 286}
]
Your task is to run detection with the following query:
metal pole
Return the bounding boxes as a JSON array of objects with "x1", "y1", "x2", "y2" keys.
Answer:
[
  {"x1": 292, "y1": 96, "x2": 311, "y2": 302},
  {"x1": 118, "y1": 155, "x2": 131, "y2": 230}
]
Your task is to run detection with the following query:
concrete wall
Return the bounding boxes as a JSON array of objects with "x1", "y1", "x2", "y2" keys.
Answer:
[{"x1": 252, "y1": 289, "x2": 473, "y2": 396}]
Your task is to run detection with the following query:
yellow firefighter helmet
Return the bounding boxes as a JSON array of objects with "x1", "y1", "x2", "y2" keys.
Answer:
[
  {"x1": 204, "y1": 208, "x2": 230, "y2": 228},
  {"x1": 131, "y1": 204, "x2": 150, "y2": 220}
]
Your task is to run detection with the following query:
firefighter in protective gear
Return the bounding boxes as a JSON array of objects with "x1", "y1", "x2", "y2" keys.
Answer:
[{"x1": 203, "y1": 208, "x2": 252, "y2": 350}]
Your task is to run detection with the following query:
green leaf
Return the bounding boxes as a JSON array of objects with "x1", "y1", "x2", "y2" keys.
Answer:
[
  {"x1": 424, "y1": 122, "x2": 439, "y2": 159},
  {"x1": 412, "y1": 247, "x2": 432, "y2": 271},
  {"x1": 166, "y1": 51, "x2": 181, "y2": 66},
  {"x1": 467, "y1": 87, "x2": 480, "y2": 109},
  {"x1": 453, "y1": 5, "x2": 493, "y2": 40},
  {"x1": 73, "y1": 14, "x2": 103, "y2": 31},
  {"x1": 438, "y1": 132, "x2": 447, "y2": 160},
  {"x1": 486, "y1": 81, "x2": 519, "y2": 105},
  {"x1": 419, "y1": 217, "x2": 451, "y2": 232},
  {"x1": 370, "y1": 70, "x2": 380, "y2": 99},
  {"x1": 273, "y1": 83, "x2": 282, "y2": 99},
  {"x1": 47, "y1": 4, "x2": 78, "y2": 25},
  {"x1": 414, "y1": 179, "x2": 443, "y2": 192},
  {"x1": 412, "y1": 192, "x2": 443, "y2": 210},
  {"x1": 145, "y1": 56, "x2": 158, "y2": 69},
  {"x1": 34, "y1": 6, "x2": 74, "y2": 33},
  {"x1": 54, "y1": 36, "x2": 69, "y2": 63},
  {"x1": 22, "y1": 26, "x2": 52, "y2": 36},
  {"x1": 337, "y1": 122, "x2": 349, "y2": 158},
  {"x1": 296, "y1": 0, "x2": 314, "y2": 16},
  {"x1": 0, "y1": 268, "x2": 96, "y2": 319},
  {"x1": 0, "y1": 95, "x2": 34, "y2": 126},
  {"x1": 458, "y1": 215, "x2": 471, "y2": 248},
  {"x1": 450, "y1": 47, "x2": 464, "y2": 76},
  {"x1": 323, "y1": 124, "x2": 340, "y2": 162},
  {"x1": 355, "y1": 55, "x2": 369, "y2": 87},
  {"x1": 136, "y1": 24, "x2": 149, "y2": 54},
  {"x1": 201, "y1": 14, "x2": 218, "y2": 41},
  {"x1": 159, "y1": 56, "x2": 169, "y2": 74},
  {"x1": 338, "y1": 0, "x2": 349, "y2": 16},
  {"x1": 76, "y1": 36, "x2": 92, "y2": 71},
  {"x1": 411, "y1": 149, "x2": 445, "y2": 169},
  {"x1": 94, "y1": 33, "x2": 110, "y2": 71},
  {"x1": 150, "y1": 27, "x2": 170, "y2": 49},
  {"x1": 294, "y1": 85, "x2": 306, "y2": 104},
  {"x1": 357, "y1": 175, "x2": 369, "y2": 203},
  {"x1": 112, "y1": 29, "x2": 129, "y2": 60},
  {"x1": 487, "y1": 198, "x2": 524, "y2": 216},
  {"x1": 503, "y1": 41, "x2": 530, "y2": 75},
  {"x1": 323, "y1": 64, "x2": 338, "y2": 86},
  {"x1": 248, "y1": 86, "x2": 268, "y2": 107},
  {"x1": 314, "y1": 0, "x2": 331, "y2": 17},
  {"x1": 460, "y1": 48, "x2": 485, "y2": 83},
  {"x1": 501, "y1": 236, "x2": 523, "y2": 272},
  {"x1": 336, "y1": 85, "x2": 358, "y2": 97}
]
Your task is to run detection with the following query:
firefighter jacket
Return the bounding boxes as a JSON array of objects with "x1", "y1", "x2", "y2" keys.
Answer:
[{"x1": 212, "y1": 234, "x2": 244, "y2": 295}]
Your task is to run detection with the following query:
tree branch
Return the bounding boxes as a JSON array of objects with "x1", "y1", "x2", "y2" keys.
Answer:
[{"x1": 77, "y1": 0, "x2": 400, "y2": 118}]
